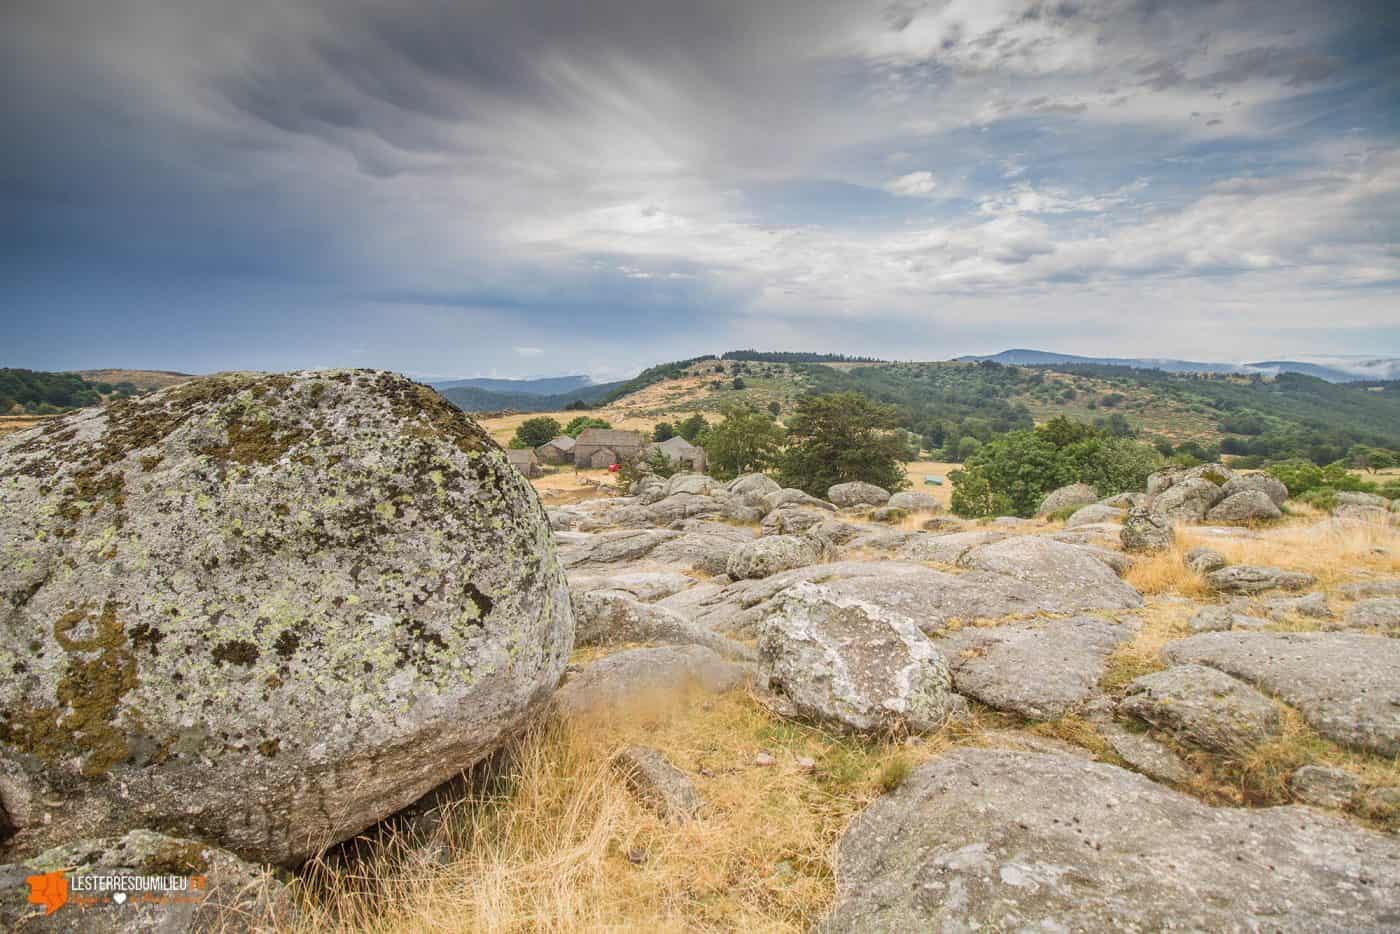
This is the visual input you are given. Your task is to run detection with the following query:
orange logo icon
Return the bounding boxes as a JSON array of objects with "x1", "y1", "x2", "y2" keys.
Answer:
[{"x1": 25, "y1": 869, "x2": 69, "y2": 915}]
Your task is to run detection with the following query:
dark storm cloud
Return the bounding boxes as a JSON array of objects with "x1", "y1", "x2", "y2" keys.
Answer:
[{"x1": 2, "y1": 0, "x2": 1398, "y2": 374}]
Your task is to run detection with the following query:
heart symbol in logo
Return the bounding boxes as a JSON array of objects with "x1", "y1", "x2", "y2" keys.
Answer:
[{"x1": 113, "y1": 892, "x2": 128, "y2": 905}]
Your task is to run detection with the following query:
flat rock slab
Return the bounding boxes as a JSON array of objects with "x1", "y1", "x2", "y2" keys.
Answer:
[
  {"x1": 551, "y1": 646, "x2": 748, "y2": 716},
  {"x1": 611, "y1": 746, "x2": 702, "y2": 822},
  {"x1": 1164, "y1": 632, "x2": 1400, "y2": 756},
  {"x1": 1342, "y1": 597, "x2": 1400, "y2": 630},
  {"x1": 936, "y1": 616, "x2": 1136, "y2": 720},
  {"x1": 1120, "y1": 664, "x2": 1280, "y2": 756},
  {"x1": 956, "y1": 537, "x2": 1143, "y2": 613},
  {"x1": 822, "y1": 748, "x2": 1400, "y2": 932},
  {"x1": 1206, "y1": 564, "x2": 1316, "y2": 595},
  {"x1": 1098, "y1": 722, "x2": 1189, "y2": 784}
]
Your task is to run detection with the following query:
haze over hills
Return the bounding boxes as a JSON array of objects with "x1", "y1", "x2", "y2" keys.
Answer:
[
  {"x1": 430, "y1": 374, "x2": 595, "y2": 395},
  {"x1": 955, "y1": 349, "x2": 1400, "y2": 383}
]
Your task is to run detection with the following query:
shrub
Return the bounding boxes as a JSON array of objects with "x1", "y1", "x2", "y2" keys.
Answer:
[
  {"x1": 652, "y1": 422, "x2": 675, "y2": 442},
  {"x1": 512, "y1": 416, "x2": 562, "y2": 449},
  {"x1": 677, "y1": 414, "x2": 710, "y2": 443},
  {"x1": 699, "y1": 405, "x2": 785, "y2": 481},
  {"x1": 775, "y1": 393, "x2": 908, "y2": 496},
  {"x1": 563, "y1": 416, "x2": 611, "y2": 438},
  {"x1": 617, "y1": 448, "x2": 680, "y2": 494}
]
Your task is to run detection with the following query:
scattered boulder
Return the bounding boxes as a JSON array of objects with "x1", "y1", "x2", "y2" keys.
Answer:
[
  {"x1": 1341, "y1": 597, "x2": 1400, "y2": 630},
  {"x1": 1064, "y1": 503, "x2": 1123, "y2": 528},
  {"x1": 665, "y1": 474, "x2": 723, "y2": 498},
  {"x1": 1335, "y1": 491, "x2": 1390, "y2": 509},
  {"x1": 1188, "y1": 605, "x2": 1249, "y2": 633},
  {"x1": 1184, "y1": 547, "x2": 1227, "y2": 574},
  {"x1": 867, "y1": 506, "x2": 908, "y2": 523},
  {"x1": 1221, "y1": 473, "x2": 1288, "y2": 508},
  {"x1": 956, "y1": 537, "x2": 1143, "y2": 613},
  {"x1": 1339, "y1": 579, "x2": 1400, "y2": 599},
  {"x1": 1164, "y1": 631, "x2": 1400, "y2": 755},
  {"x1": 552, "y1": 646, "x2": 748, "y2": 716},
  {"x1": 827, "y1": 481, "x2": 890, "y2": 508},
  {"x1": 757, "y1": 581, "x2": 967, "y2": 734},
  {"x1": 571, "y1": 589, "x2": 752, "y2": 660},
  {"x1": 1331, "y1": 503, "x2": 1392, "y2": 524},
  {"x1": 1290, "y1": 765, "x2": 1360, "y2": 809},
  {"x1": 823, "y1": 749, "x2": 1400, "y2": 932},
  {"x1": 1205, "y1": 489, "x2": 1281, "y2": 523},
  {"x1": 727, "y1": 473, "x2": 781, "y2": 498},
  {"x1": 1097, "y1": 722, "x2": 1190, "y2": 784},
  {"x1": 1206, "y1": 564, "x2": 1316, "y2": 595},
  {"x1": 763, "y1": 488, "x2": 836, "y2": 513},
  {"x1": 0, "y1": 370, "x2": 573, "y2": 866},
  {"x1": 760, "y1": 506, "x2": 825, "y2": 537},
  {"x1": 0, "y1": 829, "x2": 290, "y2": 932},
  {"x1": 1151, "y1": 477, "x2": 1226, "y2": 524},
  {"x1": 937, "y1": 616, "x2": 1135, "y2": 720},
  {"x1": 1101, "y1": 491, "x2": 1148, "y2": 510},
  {"x1": 726, "y1": 535, "x2": 824, "y2": 580},
  {"x1": 1121, "y1": 506, "x2": 1174, "y2": 553},
  {"x1": 1119, "y1": 665, "x2": 1280, "y2": 755},
  {"x1": 887, "y1": 491, "x2": 939, "y2": 512},
  {"x1": 610, "y1": 746, "x2": 702, "y2": 822},
  {"x1": 1036, "y1": 482, "x2": 1097, "y2": 517},
  {"x1": 1263, "y1": 592, "x2": 1332, "y2": 620}
]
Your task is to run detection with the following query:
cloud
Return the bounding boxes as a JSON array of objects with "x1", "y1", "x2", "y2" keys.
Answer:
[
  {"x1": 513, "y1": 346, "x2": 544, "y2": 356},
  {"x1": 884, "y1": 170, "x2": 939, "y2": 197}
]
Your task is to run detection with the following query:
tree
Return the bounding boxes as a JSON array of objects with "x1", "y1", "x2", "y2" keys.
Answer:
[
  {"x1": 775, "y1": 392, "x2": 908, "y2": 496},
  {"x1": 653, "y1": 422, "x2": 675, "y2": 442},
  {"x1": 677, "y1": 413, "x2": 710, "y2": 442},
  {"x1": 564, "y1": 416, "x2": 611, "y2": 437},
  {"x1": 732, "y1": 377, "x2": 746, "y2": 390},
  {"x1": 564, "y1": 399, "x2": 592, "y2": 410},
  {"x1": 512, "y1": 416, "x2": 562, "y2": 449},
  {"x1": 699, "y1": 404, "x2": 785, "y2": 481},
  {"x1": 768, "y1": 401, "x2": 782, "y2": 416}
]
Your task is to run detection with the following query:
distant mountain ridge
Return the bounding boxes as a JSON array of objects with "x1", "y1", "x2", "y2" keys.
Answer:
[
  {"x1": 956, "y1": 349, "x2": 1400, "y2": 383},
  {"x1": 431, "y1": 374, "x2": 594, "y2": 395}
]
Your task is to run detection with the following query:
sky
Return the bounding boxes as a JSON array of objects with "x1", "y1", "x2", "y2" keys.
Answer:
[{"x1": 3, "y1": 0, "x2": 1398, "y2": 381}]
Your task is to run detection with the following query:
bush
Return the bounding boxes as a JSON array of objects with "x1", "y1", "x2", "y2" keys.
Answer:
[
  {"x1": 775, "y1": 392, "x2": 908, "y2": 496},
  {"x1": 652, "y1": 422, "x2": 675, "y2": 442},
  {"x1": 563, "y1": 416, "x2": 611, "y2": 437},
  {"x1": 699, "y1": 404, "x2": 785, "y2": 481},
  {"x1": 617, "y1": 448, "x2": 681, "y2": 494},
  {"x1": 949, "y1": 418, "x2": 1163, "y2": 519},
  {"x1": 677, "y1": 413, "x2": 710, "y2": 443},
  {"x1": 512, "y1": 416, "x2": 562, "y2": 449}
]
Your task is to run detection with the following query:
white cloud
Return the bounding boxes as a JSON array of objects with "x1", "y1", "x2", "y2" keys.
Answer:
[
  {"x1": 513, "y1": 346, "x2": 544, "y2": 356},
  {"x1": 884, "y1": 170, "x2": 939, "y2": 197}
]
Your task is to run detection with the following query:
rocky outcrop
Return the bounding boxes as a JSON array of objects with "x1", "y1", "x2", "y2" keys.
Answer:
[
  {"x1": 886, "y1": 491, "x2": 939, "y2": 512},
  {"x1": 1290, "y1": 765, "x2": 1360, "y2": 808},
  {"x1": 1121, "y1": 506, "x2": 1174, "y2": 553},
  {"x1": 955, "y1": 537, "x2": 1143, "y2": 613},
  {"x1": 551, "y1": 646, "x2": 747, "y2": 716},
  {"x1": 571, "y1": 589, "x2": 751, "y2": 660},
  {"x1": 1165, "y1": 631, "x2": 1400, "y2": 755},
  {"x1": 1342, "y1": 597, "x2": 1400, "y2": 630},
  {"x1": 1063, "y1": 503, "x2": 1123, "y2": 528},
  {"x1": 937, "y1": 616, "x2": 1135, "y2": 719},
  {"x1": 1119, "y1": 665, "x2": 1280, "y2": 755},
  {"x1": 827, "y1": 481, "x2": 890, "y2": 508},
  {"x1": 1184, "y1": 547, "x2": 1227, "y2": 574},
  {"x1": 0, "y1": 371, "x2": 573, "y2": 866},
  {"x1": 1205, "y1": 564, "x2": 1315, "y2": 595},
  {"x1": 726, "y1": 535, "x2": 824, "y2": 579},
  {"x1": 758, "y1": 582, "x2": 966, "y2": 734},
  {"x1": 1036, "y1": 482, "x2": 1097, "y2": 516},
  {"x1": 1220, "y1": 473, "x2": 1288, "y2": 507},
  {"x1": 1205, "y1": 489, "x2": 1282, "y2": 523},
  {"x1": 1151, "y1": 476, "x2": 1226, "y2": 523},
  {"x1": 823, "y1": 749, "x2": 1400, "y2": 932}
]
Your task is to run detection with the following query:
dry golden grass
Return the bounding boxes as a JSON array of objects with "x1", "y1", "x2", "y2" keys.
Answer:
[
  {"x1": 288, "y1": 690, "x2": 973, "y2": 933},
  {"x1": 0, "y1": 414, "x2": 53, "y2": 439},
  {"x1": 1099, "y1": 600, "x2": 1193, "y2": 694},
  {"x1": 1123, "y1": 547, "x2": 1212, "y2": 598},
  {"x1": 1179, "y1": 519, "x2": 1400, "y2": 590}
]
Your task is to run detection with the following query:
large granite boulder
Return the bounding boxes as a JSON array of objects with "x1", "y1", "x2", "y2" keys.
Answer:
[
  {"x1": 0, "y1": 371, "x2": 574, "y2": 866},
  {"x1": 1205, "y1": 564, "x2": 1315, "y2": 595},
  {"x1": 1036, "y1": 482, "x2": 1097, "y2": 517},
  {"x1": 822, "y1": 749, "x2": 1400, "y2": 932},
  {"x1": 1205, "y1": 489, "x2": 1282, "y2": 523},
  {"x1": 827, "y1": 481, "x2": 891, "y2": 508},
  {"x1": 758, "y1": 582, "x2": 967, "y2": 734},
  {"x1": 887, "y1": 491, "x2": 939, "y2": 512},
  {"x1": 1064, "y1": 503, "x2": 1123, "y2": 528},
  {"x1": 726, "y1": 473, "x2": 781, "y2": 498},
  {"x1": 1220, "y1": 473, "x2": 1288, "y2": 507},
  {"x1": 1151, "y1": 476, "x2": 1226, "y2": 523}
]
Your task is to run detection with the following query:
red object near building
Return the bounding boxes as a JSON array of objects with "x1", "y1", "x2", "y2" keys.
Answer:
[{"x1": 608, "y1": 463, "x2": 620, "y2": 472}]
